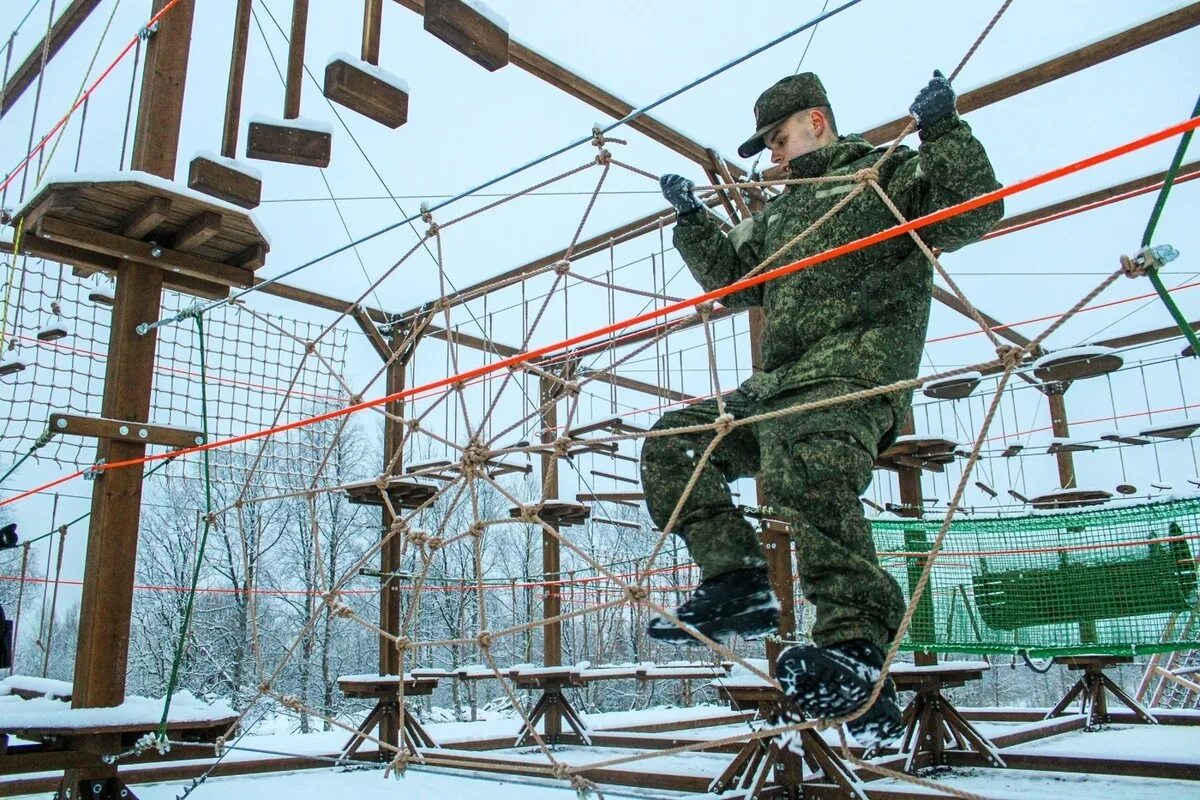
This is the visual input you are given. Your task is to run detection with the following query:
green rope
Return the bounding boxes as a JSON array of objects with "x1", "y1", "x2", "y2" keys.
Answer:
[
  {"x1": 1139, "y1": 93, "x2": 1200, "y2": 357},
  {"x1": 0, "y1": 427, "x2": 53, "y2": 485},
  {"x1": 156, "y1": 314, "x2": 215, "y2": 738}
]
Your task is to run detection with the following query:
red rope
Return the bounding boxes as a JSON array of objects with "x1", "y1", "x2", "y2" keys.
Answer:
[
  {"x1": 3, "y1": 114, "x2": 1199, "y2": 509},
  {"x1": 0, "y1": 0, "x2": 184, "y2": 197}
]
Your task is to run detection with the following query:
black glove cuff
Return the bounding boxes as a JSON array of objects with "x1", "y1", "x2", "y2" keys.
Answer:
[
  {"x1": 918, "y1": 112, "x2": 960, "y2": 143},
  {"x1": 675, "y1": 206, "x2": 704, "y2": 223}
]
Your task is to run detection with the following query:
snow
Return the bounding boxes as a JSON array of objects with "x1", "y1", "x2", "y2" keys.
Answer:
[
  {"x1": 248, "y1": 114, "x2": 335, "y2": 135},
  {"x1": 463, "y1": 0, "x2": 509, "y2": 32},
  {"x1": 0, "y1": 690, "x2": 234, "y2": 731},
  {"x1": 324, "y1": 52, "x2": 409, "y2": 93},
  {"x1": 0, "y1": 675, "x2": 72, "y2": 699},
  {"x1": 34, "y1": 170, "x2": 271, "y2": 246},
  {"x1": 1140, "y1": 417, "x2": 1200, "y2": 437},
  {"x1": 710, "y1": 657, "x2": 772, "y2": 688},
  {"x1": 1031, "y1": 344, "x2": 1118, "y2": 369},
  {"x1": 889, "y1": 659, "x2": 990, "y2": 674},
  {"x1": 925, "y1": 370, "x2": 982, "y2": 387},
  {"x1": 190, "y1": 149, "x2": 264, "y2": 180}
]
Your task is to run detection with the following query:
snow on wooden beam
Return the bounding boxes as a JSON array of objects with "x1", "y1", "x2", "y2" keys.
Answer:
[
  {"x1": 324, "y1": 53, "x2": 409, "y2": 129},
  {"x1": 423, "y1": 0, "x2": 510, "y2": 72}
]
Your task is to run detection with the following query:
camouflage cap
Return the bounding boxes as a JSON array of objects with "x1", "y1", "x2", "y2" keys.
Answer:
[{"x1": 737, "y1": 73, "x2": 830, "y2": 159}]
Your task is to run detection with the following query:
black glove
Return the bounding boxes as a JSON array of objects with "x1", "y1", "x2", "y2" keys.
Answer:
[
  {"x1": 908, "y1": 70, "x2": 958, "y2": 137},
  {"x1": 660, "y1": 174, "x2": 703, "y2": 216}
]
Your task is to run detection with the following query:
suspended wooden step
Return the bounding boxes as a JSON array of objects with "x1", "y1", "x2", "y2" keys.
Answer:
[
  {"x1": 591, "y1": 517, "x2": 641, "y2": 531},
  {"x1": 1140, "y1": 419, "x2": 1200, "y2": 440},
  {"x1": 187, "y1": 151, "x2": 263, "y2": 209},
  {"x1": 567, "y1": 415, "x2": 646, "y2": 437},
  {"x1": 1047, "y1": 437, "x2": 1099, "y2": 454},
  {"x1": 87, "y1": 287, "x2": 115, "y2": 306},
  {"x1": 876, "y1": 435, "x2": 958, "y2": 472},
  {"x1": 1029, "y1": 488, "x2": 1112, "y2": 510},
  {"x1": 343, "y1": 477, "x2": 438, "y2": 509},
  {"x1": 324, "y1": 53, "x2": 409, "y2": 128},
  {"x1": 35, "y1": 323, "x2": 68, "y2": 342},
  {"x1": 1001, "y1": 444, "x2": 1024, "y2": 457},
  {"x1": 922, "y1": 371, "x2": 982, "y2": 400},
  {"x1": 510, "y1": 500, "x2": 590, "y2": 528},
  {"x1": 1032, "y1": 345, "x2": 1122, "y2": 383},
  {"x1": 11, "y1": 173, "x2": 271, "y2": 300},
  {"x1": 1115, "y1": 483, "x2": 1138, "y2": 495},
  {"x1": 247, "y1": 115, "x2": 333, "y2": 168},
  {"x1": 1101, "y1": 430, "x2": 1151, "y2": 446},
  {"x1": 424, "y1": 0, "x2": 509, "y2": 72},
  {"x1": 590, "y1": 469, "x2": 638, "y2": 485},
  {"x1": 0, "y1": 359, "x2": 26, "y2": 377}
]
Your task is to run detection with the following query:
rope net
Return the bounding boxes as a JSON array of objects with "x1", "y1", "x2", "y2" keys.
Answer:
[{"x1": 874, "y1": 497, "x2": 1200, "y2": 657}]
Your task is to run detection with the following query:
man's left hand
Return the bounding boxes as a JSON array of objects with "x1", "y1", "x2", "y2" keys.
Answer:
[{"x1": 908, "y1": 70, "x2": 957, "y2": 134}]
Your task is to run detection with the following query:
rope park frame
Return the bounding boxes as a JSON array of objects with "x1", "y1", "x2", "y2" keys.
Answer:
[{"x1": 1, "y1": 2, "x2": 1199, "y2": 799}]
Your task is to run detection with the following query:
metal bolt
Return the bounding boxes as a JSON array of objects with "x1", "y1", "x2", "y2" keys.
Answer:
[
  {"x1": 137, "y1": 428, "x2": 148, "y2": 439},
  {"x1": 194, "y1": 435, "x2": 204, "y2": 445},
  {"x1": 56, "y1": 417, "x2": 67, "y2": 429},
  {"x1": 118, "y1": 425, "x2": 130, "y2": 435}
]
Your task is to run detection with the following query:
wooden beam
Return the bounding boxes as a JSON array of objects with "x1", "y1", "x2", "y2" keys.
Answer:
[
  {"x1": 48, "y1": 413, "x2": 204, "y2": 449},
  {"x1": 863, "y1": 4, "x2": 1200, "y2": 145},
  {"x1": 169, "y1": 211, "x2": 223, "y2": 252},
  {"x1": 118, "y1": 196, "x2": 172, "y2": 239},
  {"x1": 585, "y1": 370, "x2": 693, "y2": 403},
  {"x1": 0, "y1": 0, "x2": 103, "y2": 118},
  {"x1": 362, "y1": 0, "x2": 384, "y2": 64},
  {"x1": 37, "y1": 216, "x2": 255, "y2": 289},
  {"x1": 232, "y1": 242, "x2": 267, "y2": 271},
  {"x1": 423, "y1": 0, "x2": 509, "y2": 71},
  {"x1": 932, "y1": 285, "x2": 1034, "y2": 350},
  {"x1": 352, "y1": 305, "x2": 392, "y2": 362},
  {"x1": 20, "y1": 188, "x2": 81, "y2": 230}
]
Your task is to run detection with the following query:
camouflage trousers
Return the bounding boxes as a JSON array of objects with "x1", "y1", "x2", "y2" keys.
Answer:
[{"x1": 640, "y1": 380, "x2": 905, "y2": 650}]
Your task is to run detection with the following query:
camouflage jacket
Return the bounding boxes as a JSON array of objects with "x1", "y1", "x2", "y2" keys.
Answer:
[{"x1": 674, "y1": 120, "x2": 1003, "y2": 440}]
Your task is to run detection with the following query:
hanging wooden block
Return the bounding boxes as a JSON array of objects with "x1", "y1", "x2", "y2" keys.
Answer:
[
  {"x1": 324, "y1": 54, "x2": 409, "y2": 128},
  {"x1": 0, "y1": 359, "x2": 26, "y2": 377},
  {"x1": 922, "y1": 371, "x2": 982, "y2": 400},
  {"x1": 343, "y1": 477, "x2": 438, "y2": 509},
  {"x1": 1029, "y1": 488, "x2": 1112, "y2": 510},
  {"x1": 1047, "y1": 438, "x2": 1099, "y2": 454},
  {"x1": 88, "y1": 288, "x2": 115, "y2": 306},
  {"x1": 1001, "y1": 444, "x2": 1024, "y2": 457},
  {"x1": 1032, "y1": 345, "x2": 1123, "y2": 383},
  {"x1": 423, "y1": 0, "x2": 510, "y2": 72},
  {"x1": 188, "y1": 153, "x2": 263, "y2": 209},
  {"x1": 36, "y1": 324, "x2": 69, "y2": 342},
  {"x1": 1100, "y1": 431, "x2": 1150, "y2": 446},
  {"x1": 246, "y1": 116, "x2": 333, "y2": 168}
]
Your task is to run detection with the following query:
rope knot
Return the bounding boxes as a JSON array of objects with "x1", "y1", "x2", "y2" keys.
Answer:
[
  {"x1": 389, "y1": 519, "x2": 409, "y2": 537},
  {"x1": 853, "y1": 166, "x2": 880, "y2": 185},
  {"x1": 553, "y1": 763, "x2": 572, "y2": 781},
  {"x1": 1119, "y1": 253, "x2": 1147, "y2": 279},
  {"x1": 205, "y1": 512, "x2": 219, "y2": 527},
  {"x1": 551, "y1": 437, "x2": 573, "y2": 457},
  {"x1": 384, "y1": 750, "x2": 410, "y2": 779},
  {"x1": 406, "y1": 418, "x2": 422, "y2": 433},
  {"x1": 433, "y1": 297, "x2": 451, "y2": 312},
  {"x1": 712, "y1": 412, "x2": 736, "y2": 435},
  {"x1": 304, "y1": 340, "x2": 317, "y2": 353},
  {"x1": 694, "y1": 301, "x2": 715, "y2": 320},
  {"x1": 623, "y1": 585, "x2": 648, "y2": 604},
  {"x1": 595, "y1": 149, "x2": 613, "y2": 166},
  {"x1": 561, "y1": 381, "x2": 580, "y2": 397},
  {"x1": 426, "y1": 536, "x2": 445, "y2": 550},
  {"x1": 553, "y1": 259, "x2": 572, "y2": 275},
  {"x1": 393, "y1": 636, "x2": 411, "y2": 652},
  {"x1": 279, "y1": 694, "x2": 304, "y2": 712},
  {"x1": 570, "y1": 775, "x2": 596, "y2": 798},
  {"x1": 461, "y1": 440, "x2": 490, "y2": 469},
  {"x1": 468, "y1": 521, "x2": 486, "y2": 539},
  {"x1": 476, "y1": 631, "x2": 493, "y2": 650},
  {"x1": 349, "y1": 394, "x2": 363, "y2": 405},
  {"x1": 518, "y1": 504, "x2": 540, "y2": 523},
  {"x1": 995, "y1": 344, "x2": 1024, "y2": 370},
  {"x1": 323, "y1": 592, "x2": 354, "y2": 618}
]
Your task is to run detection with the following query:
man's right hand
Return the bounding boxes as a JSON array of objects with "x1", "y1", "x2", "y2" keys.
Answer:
[{"x1": 660, "y1": 174, "x2": 703, "y2": 216}]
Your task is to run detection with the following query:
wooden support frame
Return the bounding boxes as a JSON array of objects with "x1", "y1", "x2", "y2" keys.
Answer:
[
  {"x1": 48, "y1": 413, "x2": 204, "y2": 449},
  {"x1": 0, "y1": 0, "x2": 103, "y2": 118},
  {"x1": 1045, "y1": 655, "x2": 1158, "y2": 730}
]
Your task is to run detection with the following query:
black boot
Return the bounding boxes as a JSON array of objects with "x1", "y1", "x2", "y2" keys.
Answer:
[
  {"x1": 647, "y1": 567, "x2": 780, "y2": 644},
  {"x1": 776, "y1": 639, "x2": 904, "y2": 752}
]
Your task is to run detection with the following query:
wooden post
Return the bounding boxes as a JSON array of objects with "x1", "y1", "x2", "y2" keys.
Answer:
[
  {"x1": 362, "y1": 0, "x2": 383, "y2": 64},
  {"x1": 379, "y1": 333, "x2": 407, "y2": 750},
  {"x1": 538, "y1": 375, "x2": 562, "y2": 739},
  {"x1": 895, "y1": 411, "x2": 936, "y2": 666},
  {"x1": 67, "y1": 0, "x2": 195, "y2": 792},
  {"x1": 1047, "y1": 386, "x2": 1077, "y2": 489},
  {"x1": 284, "y1": 0, "x2": 309, "y2": 119},
  {"x1": 221, "y1": 0, "x2": 254, "y2": 158}
]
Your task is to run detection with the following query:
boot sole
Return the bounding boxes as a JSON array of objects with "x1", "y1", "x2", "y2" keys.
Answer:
[
  {"x1": 776, "y1": 644, "x2": 904, "y2": 751},
  {"x1": 647, "y1": 605, "x2": 779, "y2": 644}
]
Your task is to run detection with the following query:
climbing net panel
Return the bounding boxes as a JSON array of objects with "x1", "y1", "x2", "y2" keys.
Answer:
[
  {"x1": 874, "y1": 497, "x2": 1200, "y2": 657},
  {"x1": 0, "y1": 259, "x2": 349, "y2": 494}
]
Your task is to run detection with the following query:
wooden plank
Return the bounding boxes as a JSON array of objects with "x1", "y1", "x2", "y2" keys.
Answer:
[
  {"x1": 170, "y1": 211, "x2": 223, "y2": 252},
  {"x1": 20, "y1": 189, "x2": 82, "y2": 230},
  {"x1": 0, "y1": 0, "x2": 103, "y2": 118},
  {"x1": 362, "y1": 0, "x2": 384, "y2": 63},
  {"x1": 48, "y1": 413, "x2": 204, "y2": 449},
  {"x1": 37, "y1": 216, "x2": 255, "y2": 289},
  {"x1": 222, "y1": 0, "x2": 255, "y2": 158},
  {"x1": 188, "y1": 155, "x2": 262, "y2": 209},
  {"x1": 285, "y1": 0, "x2": 310, "y2": 119},
  {"x1": 324, "y1": 57, "x2": 409, "y2": 128},
  {"x1": 246, "y1": 120, "x2": 332, "y2": 168},
  {"x1": 118, "y1": 196, "x2": 172, "y2": 239},
  {"x1": 232, "y1": 243, "x2": 268, "y2": 271},
  {"x1": 423, "y1": 0, "x2": 509, "y2": 71},
  {"x1": 353, "y1": 305, "x2": 394, "y2": 361}
]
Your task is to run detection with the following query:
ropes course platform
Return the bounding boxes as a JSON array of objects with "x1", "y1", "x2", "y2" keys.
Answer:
[{"x1": 11, "y1": 173, "x2": 270, "y2": 300}]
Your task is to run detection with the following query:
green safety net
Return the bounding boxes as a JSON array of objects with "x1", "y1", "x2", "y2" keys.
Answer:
[{"x1": 871, "y1": 498, "x2": 1200, "y2": 657}]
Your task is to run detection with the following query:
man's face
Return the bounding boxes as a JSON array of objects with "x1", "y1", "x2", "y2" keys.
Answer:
[{"x1": 766, "y1": 110, "x2": 827, "y2": 166}]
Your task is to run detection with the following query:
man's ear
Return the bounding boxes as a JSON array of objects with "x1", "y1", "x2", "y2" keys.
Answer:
[{"x1": 810, "y1": 109, "x2": 827, "y2": 137}]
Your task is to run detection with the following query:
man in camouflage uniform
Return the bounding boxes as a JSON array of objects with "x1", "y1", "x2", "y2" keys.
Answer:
[{"x1": 641, "y1": 71, "x2": 1002, "y2": 745}]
